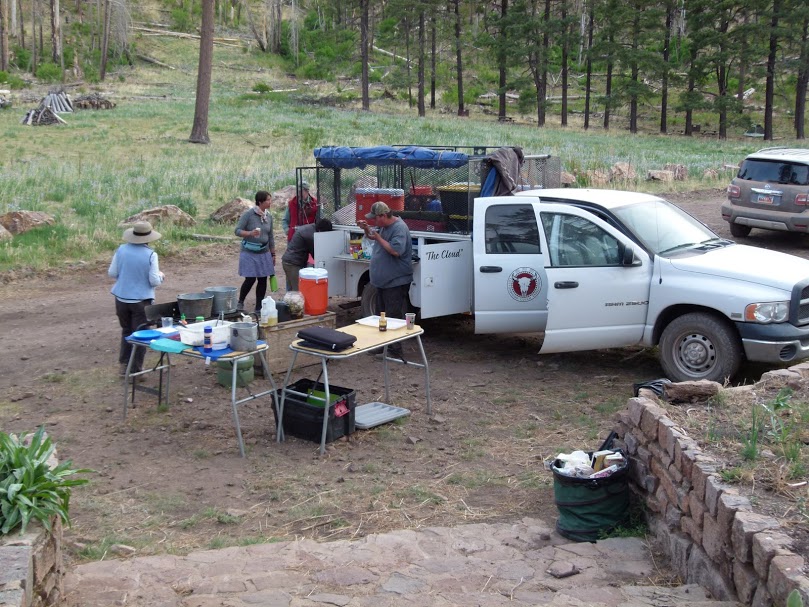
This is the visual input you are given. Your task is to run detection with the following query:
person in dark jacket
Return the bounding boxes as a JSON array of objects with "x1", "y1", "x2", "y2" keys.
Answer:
[
  {"x1": 108, "y1": 220, "x2": 165, "y2": 376},
  {"x1": 234, "y1": 191, "x2": 276, "y2": 312},
  {"x1": 281, "y1": 218, "x2": 333, "y2": 291}
]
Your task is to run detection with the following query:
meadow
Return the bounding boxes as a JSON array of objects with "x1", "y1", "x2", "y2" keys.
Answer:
[{"x1": 0, "y1": 35, "x2": 802, "y2": 275}]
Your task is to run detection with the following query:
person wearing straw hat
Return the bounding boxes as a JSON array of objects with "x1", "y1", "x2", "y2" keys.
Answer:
[{"x1": 109, "y1": 220, "x2": 165, "y2": 377}]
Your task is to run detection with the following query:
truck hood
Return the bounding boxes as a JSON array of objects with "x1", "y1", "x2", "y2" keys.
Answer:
[{"x1": 667, "y1": 243, "x2": 809, "y2": 291}]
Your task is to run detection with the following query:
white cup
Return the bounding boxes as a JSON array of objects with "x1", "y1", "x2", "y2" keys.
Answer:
[
  {"x1": 405, "y1": 313, "x2": 416, "y2": 331},
  {"x1": 161, "y1": 317, "x2": 173, "y2": 328}
]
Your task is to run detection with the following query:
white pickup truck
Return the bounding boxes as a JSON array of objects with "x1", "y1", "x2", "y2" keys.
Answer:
[{"x1": 315, "y1": 187, "x2": 809, "y2": 383}]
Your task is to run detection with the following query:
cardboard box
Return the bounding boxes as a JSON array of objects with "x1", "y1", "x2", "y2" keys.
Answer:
[{"x1": 256, "y1": 311, "x2": 337, "y2": 373}]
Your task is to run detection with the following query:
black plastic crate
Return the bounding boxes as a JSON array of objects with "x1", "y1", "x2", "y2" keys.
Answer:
[{"x1": 276, "y1": 379, "x2": 356, "y2": 444}]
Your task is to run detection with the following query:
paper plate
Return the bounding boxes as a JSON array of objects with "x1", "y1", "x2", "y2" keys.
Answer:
[
  {"x1": 356, "y1": 316, "x2": 406, "y2": 330},
  {"x1": 132, "y1": 329, "x2": 161, "y2": 340}
]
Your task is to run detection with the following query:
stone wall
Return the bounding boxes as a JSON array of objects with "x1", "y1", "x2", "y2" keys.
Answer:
[
  {"x1": 614, "y1": 395, "x2": 809, "y2": 606},
  {"x1": 0, "y1": 518, "x2": 64, "y2": 607}
]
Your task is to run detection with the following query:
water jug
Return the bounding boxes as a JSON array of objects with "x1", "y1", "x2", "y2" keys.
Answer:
[{"x1": 260, "y1": 296, "x2": 278, "y2": 327}]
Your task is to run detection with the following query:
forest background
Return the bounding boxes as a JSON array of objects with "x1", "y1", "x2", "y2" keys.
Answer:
[{"x1": 0, "y1": 0, "x2": 808, "y2": 141}]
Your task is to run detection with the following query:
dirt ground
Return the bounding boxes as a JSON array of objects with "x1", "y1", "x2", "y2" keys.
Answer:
[{"x1": 0, "y1": 189, "x2": 806, "y2": 564}]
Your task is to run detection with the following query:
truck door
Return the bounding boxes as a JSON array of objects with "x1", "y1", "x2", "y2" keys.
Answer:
[
  {"x1": 473, "y1": 197, "x2": 549, "y2": 333},
  {"x1": 537, "y1": 204, "x2": 652, "y2": 352}
]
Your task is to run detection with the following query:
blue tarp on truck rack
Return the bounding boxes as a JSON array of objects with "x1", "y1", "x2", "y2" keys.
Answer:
[{"x1": 314, "y1": 146, "x2": 469, "y2": 169}]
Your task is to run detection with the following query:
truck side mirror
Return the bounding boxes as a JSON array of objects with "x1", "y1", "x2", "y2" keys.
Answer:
[{"x1": 622, "y1": 245, "x2": 637, "y2": 266}]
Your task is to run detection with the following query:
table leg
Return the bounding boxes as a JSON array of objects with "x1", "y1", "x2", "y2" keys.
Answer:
[
  {"x1": 277, "y1": 350, "x2": 299, "y2": 443},
  {"x1": 122, "y1": 347, "x2": 138, "y2": 421},
  {"x1": 382, "y1": 345, "x2": 391, "y2": 404},
  {"x1": 414, "y1": 336, "x2": 431, "y2": 415},
  {"x1": 256, "y1": 350, "x2": 279, "y2": 439},
  {"x1": 318, "y1": 359, "x2": 331, "y2": 456},
  {"x1": 230, "y1": 355, "x2": 246, "y2": 458}
]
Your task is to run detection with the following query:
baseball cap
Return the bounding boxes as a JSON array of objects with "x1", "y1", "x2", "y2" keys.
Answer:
[
  {"x1": 365, "y1": 201, "x2": 391, "y2": 219},
  {"x1": 301, "y1": 181, "x2": 310, "y2": 190}
]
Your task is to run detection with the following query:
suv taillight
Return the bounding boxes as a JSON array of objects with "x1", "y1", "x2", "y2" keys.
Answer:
[
  {"x1": 727, "y1": 185, "x2": 740, "y2": 198},
  {"x1": 796, "y1": 194, "x2": 808, "y2": 206}
]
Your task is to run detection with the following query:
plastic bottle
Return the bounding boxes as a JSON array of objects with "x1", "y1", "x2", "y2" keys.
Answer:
[
  {"x1": 378, "y1": 311, "x2": 387, "y2": 332},
  {"x1": 260, "y1": 296, "x2": 278, "y2": 327},
  {"x1": 204, "y1": 326, "x2": 213, "y2": 352}
]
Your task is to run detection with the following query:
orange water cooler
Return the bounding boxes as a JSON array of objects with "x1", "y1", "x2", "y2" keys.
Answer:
[{"x1": 298, "y1": 268, "x2": 329, "y2": 316}]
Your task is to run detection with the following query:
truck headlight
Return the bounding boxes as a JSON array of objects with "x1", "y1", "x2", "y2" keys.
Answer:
[{"x1": 744, "y1": 302, "x2": 789, "y2": 323}]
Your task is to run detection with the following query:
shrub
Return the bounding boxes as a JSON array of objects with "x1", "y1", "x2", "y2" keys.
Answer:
[
  {"x1": 35, "y1": 63, "x2": 62, "y2": 83},
  {"x1": 0, "y1": 427, "x2": 91, "y2": 535},
  {"x1": 252, "y1": 82, "x2": 271, "y2": 94}
]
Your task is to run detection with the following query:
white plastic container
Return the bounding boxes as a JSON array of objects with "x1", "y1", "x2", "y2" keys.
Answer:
[
  {"x1": 260, "y1": 296, "x2": 278, "y2": 327},
  {"x1": 179, "y1": 320, "x2": 233, "y2": 347}
]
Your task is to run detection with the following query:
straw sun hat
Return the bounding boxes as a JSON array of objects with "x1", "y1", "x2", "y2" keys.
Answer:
[{"x1": 122, "y1": 220, "x2": 161, "y2": 244}]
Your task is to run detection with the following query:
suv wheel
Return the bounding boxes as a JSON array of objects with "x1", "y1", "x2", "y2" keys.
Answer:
[
  {"x1": 729, "y1": 222, "x2": 752, "y2": 238},
  {"x1": 659, "y1": 312, "x2": 742, "y2": 382}
]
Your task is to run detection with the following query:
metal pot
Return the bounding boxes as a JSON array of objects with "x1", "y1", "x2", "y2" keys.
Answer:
[
  {"x1": 204, "y1": 286, "x2": 238, "y2": 315},
  {"x1": 230, "y1": 321, "x2": 258, "y2": 352},
  {"x1": 177, "y1": 292, "x2": 214, "y2": 319}
]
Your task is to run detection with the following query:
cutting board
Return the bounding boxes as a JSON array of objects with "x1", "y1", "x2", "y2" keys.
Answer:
[{"x1": 150, "y1": 338, "x2": 192, "y2": 353}]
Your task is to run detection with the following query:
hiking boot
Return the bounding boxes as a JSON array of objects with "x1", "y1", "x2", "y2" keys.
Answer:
[
  {"x1": 236, "y1": 301, "x2": 245, "y2": 312},
  {"x1": 119, "y1": 363, "x2": 128, "y2": 377}
]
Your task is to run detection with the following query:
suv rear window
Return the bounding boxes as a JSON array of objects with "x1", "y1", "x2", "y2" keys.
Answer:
[{"x1": 737, "y1": 159, "x2": 809, "y2": 185}]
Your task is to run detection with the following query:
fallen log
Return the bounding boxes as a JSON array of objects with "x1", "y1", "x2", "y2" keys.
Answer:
[{"x1": 136, "y1": 54, "x2": 177, "y2": 70}]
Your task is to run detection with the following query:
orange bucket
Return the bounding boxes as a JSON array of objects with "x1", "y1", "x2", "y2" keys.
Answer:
[{"x1": 299, "y1": 268, "x2": 328, "y2": 316}]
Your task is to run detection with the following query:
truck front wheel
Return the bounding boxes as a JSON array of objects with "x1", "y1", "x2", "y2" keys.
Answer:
[{"x1": 659, "y1": 312, "x2": 742, "y2": 383}]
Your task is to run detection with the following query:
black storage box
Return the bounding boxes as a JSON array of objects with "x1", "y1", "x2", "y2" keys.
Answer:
[{"x1": 275, "y1": 379, "x2": 356, "y2": 443}]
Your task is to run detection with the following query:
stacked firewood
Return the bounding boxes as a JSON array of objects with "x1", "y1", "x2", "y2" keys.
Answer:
[
  {"x1": 40, "y1": 91, "x2": 74, "y2": 113},
  {"x1": 20, "y1": 107, "x2": 67, "y2": 126},
  {"x1": 73, "y1": 93, "x2": 116, "y2": 110}
]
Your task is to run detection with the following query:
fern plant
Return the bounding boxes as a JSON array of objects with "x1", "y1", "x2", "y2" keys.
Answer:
[{"x1": 0, "y1": 427, "x2": 91, "y2": 535}]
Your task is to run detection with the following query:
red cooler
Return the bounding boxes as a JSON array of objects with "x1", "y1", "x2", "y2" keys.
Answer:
[
  {"x1": 389, "y1": 188, "x2": 405, "y2": 212},
  {"x1": 356, "y1": 188, "x2": 378, "y2": 225}
]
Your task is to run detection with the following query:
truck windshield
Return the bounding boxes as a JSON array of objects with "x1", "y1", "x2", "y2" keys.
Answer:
[{"x1": 612, "y1": 198, "x2": 718, "y2": 256}]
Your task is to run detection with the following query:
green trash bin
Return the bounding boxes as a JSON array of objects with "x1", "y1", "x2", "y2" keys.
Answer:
[{"x1": 552, "y1": 450, "x2": 630, "y2": 543}]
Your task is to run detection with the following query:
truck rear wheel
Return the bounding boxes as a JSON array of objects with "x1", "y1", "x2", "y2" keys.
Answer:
[
  {"x1": 659, "y1": 312, "x2": 742, "y2": 383},
  {"x1": 360, "y1": 284, "x2": 379, "y2": 317}
]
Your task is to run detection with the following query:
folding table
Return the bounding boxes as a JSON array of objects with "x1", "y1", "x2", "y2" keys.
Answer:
[
  {"x1": 123, "y1": 335, "x2": 278, "y2": 457},
  {"x1": 276, "y1": 322, "x2": 431, "y2": 455}
]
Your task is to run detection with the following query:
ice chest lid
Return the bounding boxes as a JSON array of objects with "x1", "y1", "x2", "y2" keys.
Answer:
[{"x1": 299, "y1": 268, "x2": 328, "y2": 281}]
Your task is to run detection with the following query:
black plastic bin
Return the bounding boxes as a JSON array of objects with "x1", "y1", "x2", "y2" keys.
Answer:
[
  {"x1": 552, "y1": 449, "x2": 630, "y2": 543},
  {"x1": 275, "y1": 379, "x2": 356, "y2": 444}
]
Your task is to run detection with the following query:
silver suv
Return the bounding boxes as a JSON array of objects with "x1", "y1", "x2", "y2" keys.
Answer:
[{"x1": 722, "y1": 147, "x2": 809, "y2": 237}]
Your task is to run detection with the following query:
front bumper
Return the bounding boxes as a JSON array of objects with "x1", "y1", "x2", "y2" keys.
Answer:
[
  {"x1": 736, "y1": 321, "x2": 809, "y2": 363},
  {"x1": 721, "y1": 201, "x2": 809, "y2": 232}
]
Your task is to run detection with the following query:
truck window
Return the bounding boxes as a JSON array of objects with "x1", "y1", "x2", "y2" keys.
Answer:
[
  {"x1": 484, "y1": 204, "x2": 541, "y2": 254},
  {"x1": 541, "y1": 213, "x2": 621, "y2": 267}
]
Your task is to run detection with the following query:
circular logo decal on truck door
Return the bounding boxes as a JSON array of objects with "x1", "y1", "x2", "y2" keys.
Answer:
[{"x1": 508, "y1": 267, "x2": 541, "y2": 302}]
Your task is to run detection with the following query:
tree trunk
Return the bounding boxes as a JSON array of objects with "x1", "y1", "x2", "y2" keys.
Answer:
[
  {"x1": 10, "y1": 0, "x2": 15, "y2": 39},
  {"x1": 99, "y1": 0, "x2": 110, "y2": 79},
  {"x1": 584, "y1": 0, "x2": 593, "y2": 130},
  {"x1": 796, "y1": 15, "x2": 808, "y2": 139},
  {"x1": 50, "y1": 0, "x2": 61, "y2": 62},
  {"x1": 538, "y1": 0, "x2": 550, "y2": 126},
  {"x1": 764, "y1": 0, "x2": 780, "y2": 141},
  {"x1": 189, "y1": 0, "x2": 214, "y2": 144},
  {"x1": 660, "y1": 3, "x2": 672, "y2": 133},
  {"x1": 417, "y1": 8, "x2": 425, "y2": 117},
  {"x1": 17, "y1": 0, "x2": 24, "y2": 48},
  {"x1": 360, "y1": 0, "x2": 369, "y2": 111},
  {"x1": 454, "y1": 0, "x2": 465, "y2": 116},
  {"x1": 603, "y1": 58, "x2": 612, "y2": 130},
  {"x1": 629, "y1": 8, "x2": 640, "y2": 133},
  {"x1": 1, "y1": 0, "x2": 9, "y2": 71},
  {"x1": 498, "y1": 0, "x2": 507, "y2": 120},
  {"x1": 429, "y1": 14, "x2": 436, "y2": 110},
  {"x1": 560, "y1": 0, "x2": 568, "y2": 127},
  {"x1": 31, "y1": 0, "x2": 37, "y2": 73},
  {"x1": 405, "y1": 17, "x2": 412, "y2": 108}
]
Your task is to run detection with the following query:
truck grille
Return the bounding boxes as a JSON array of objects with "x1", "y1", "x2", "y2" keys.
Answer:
[{"x1": 792, "y1": 280, "x2": 809, "y2": 325}]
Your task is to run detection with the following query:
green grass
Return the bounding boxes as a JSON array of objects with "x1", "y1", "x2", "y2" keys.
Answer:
[{"x1": 1, "y1": 40, "x2": 796, "y2": 277}]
